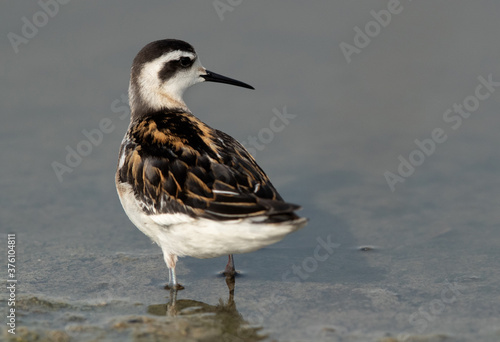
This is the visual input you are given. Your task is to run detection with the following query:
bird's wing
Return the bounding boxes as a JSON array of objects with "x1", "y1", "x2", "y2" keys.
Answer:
[{"x1": 117, "y1": 111, "x2": 301, "y2": 222}]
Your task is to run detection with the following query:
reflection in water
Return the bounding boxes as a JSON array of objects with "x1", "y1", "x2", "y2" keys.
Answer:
[{"x1": 147, "y1": 275, "x2": 266, "y2": 341}]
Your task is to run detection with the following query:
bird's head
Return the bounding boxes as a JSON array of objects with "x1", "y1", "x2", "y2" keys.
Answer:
[{"x1": 129, "y1": 39, "x2": 254, "y2": 116}]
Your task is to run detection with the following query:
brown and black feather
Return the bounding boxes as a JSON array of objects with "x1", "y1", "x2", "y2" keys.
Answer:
[{"x1": 117, "y1": 109, "x2": 301, "y2": 223}]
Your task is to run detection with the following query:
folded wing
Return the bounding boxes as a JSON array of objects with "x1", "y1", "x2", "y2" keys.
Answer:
[{"x1": 117, "y1": 112, "x2": 302, "y2": 223}]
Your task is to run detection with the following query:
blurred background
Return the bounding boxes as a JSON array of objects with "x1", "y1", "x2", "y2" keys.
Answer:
[{"x1": 1, "y1": 1, "x2": 499, "y2": 341}]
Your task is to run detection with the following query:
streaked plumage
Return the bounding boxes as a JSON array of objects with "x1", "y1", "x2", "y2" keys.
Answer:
[{"x1": 116, "y1": 39, "x2": 307, "y2": 289}]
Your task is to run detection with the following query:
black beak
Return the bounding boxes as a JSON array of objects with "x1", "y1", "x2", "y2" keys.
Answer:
[{"x1": 201, "y1": 70, "x2": 254, "y2": 90}]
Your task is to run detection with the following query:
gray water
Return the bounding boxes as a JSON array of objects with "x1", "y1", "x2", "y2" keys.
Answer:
[{"x1": 1, "y1": 1, "x2": 500, "y2": 341}]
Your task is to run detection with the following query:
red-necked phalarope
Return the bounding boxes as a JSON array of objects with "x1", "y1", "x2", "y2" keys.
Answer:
[{"x1": 116, "y1": 39, "x2": 307, "y2": 289}]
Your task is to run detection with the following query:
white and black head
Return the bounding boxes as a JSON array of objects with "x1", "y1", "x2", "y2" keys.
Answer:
[{"x1": 129, "y1": 39, "x2": 254, "y2": 117}]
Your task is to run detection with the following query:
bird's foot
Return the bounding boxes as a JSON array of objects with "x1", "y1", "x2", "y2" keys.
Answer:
[
  {"x1": 223, "y1": 267, "x2": 237, "y2": 277},
  {"x1": 164, "y1": 283, "x2": 185, "y2": 291}
]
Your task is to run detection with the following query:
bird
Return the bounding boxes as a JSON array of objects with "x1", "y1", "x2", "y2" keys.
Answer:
[{"x1": 115, "y1": 39, "x2": 307, "y2": 290}]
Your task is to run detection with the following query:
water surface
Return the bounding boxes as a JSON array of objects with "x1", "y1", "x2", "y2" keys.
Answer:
[{"x1": 1, "y1": 2, "x2": 500, "y2": 341}]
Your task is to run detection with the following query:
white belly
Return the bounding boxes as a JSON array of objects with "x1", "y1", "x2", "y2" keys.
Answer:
[{"x1": 116, "y1": 182, "x2": 306, "y2": 259}]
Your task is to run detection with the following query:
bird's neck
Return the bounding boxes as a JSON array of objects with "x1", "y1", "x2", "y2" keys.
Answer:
[{"x1": 129, "y1": 83, "x2": 190, "y2": 119}]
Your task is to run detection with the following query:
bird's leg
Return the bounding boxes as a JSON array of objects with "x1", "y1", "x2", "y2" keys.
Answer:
[
  {"x1": 170, "y1": 267, "x2": 179, "y2": 288},
  {"x1": 224, "y1": 254, "x2": 236, "y2": 276},
  {"x1": 168, "y1": 268, "x2": 173, "y2": 285},
  {"x1": 164, "y1": 253, "x2": 184, "y2": 290}
]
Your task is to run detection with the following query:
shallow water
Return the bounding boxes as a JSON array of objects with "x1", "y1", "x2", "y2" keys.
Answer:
[{"x1": 1, "y1": 2, "x2": 500, "y2": 341}]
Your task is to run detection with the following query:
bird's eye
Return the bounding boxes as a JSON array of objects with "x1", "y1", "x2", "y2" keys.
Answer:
[{"x1": 179, "y1": 57, "x2": 192, "y2": 67}]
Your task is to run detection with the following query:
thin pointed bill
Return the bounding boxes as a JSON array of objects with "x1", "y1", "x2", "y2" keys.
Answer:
[{"x1": 201, "y1": 70, "x2": 254, "y2": 90}]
